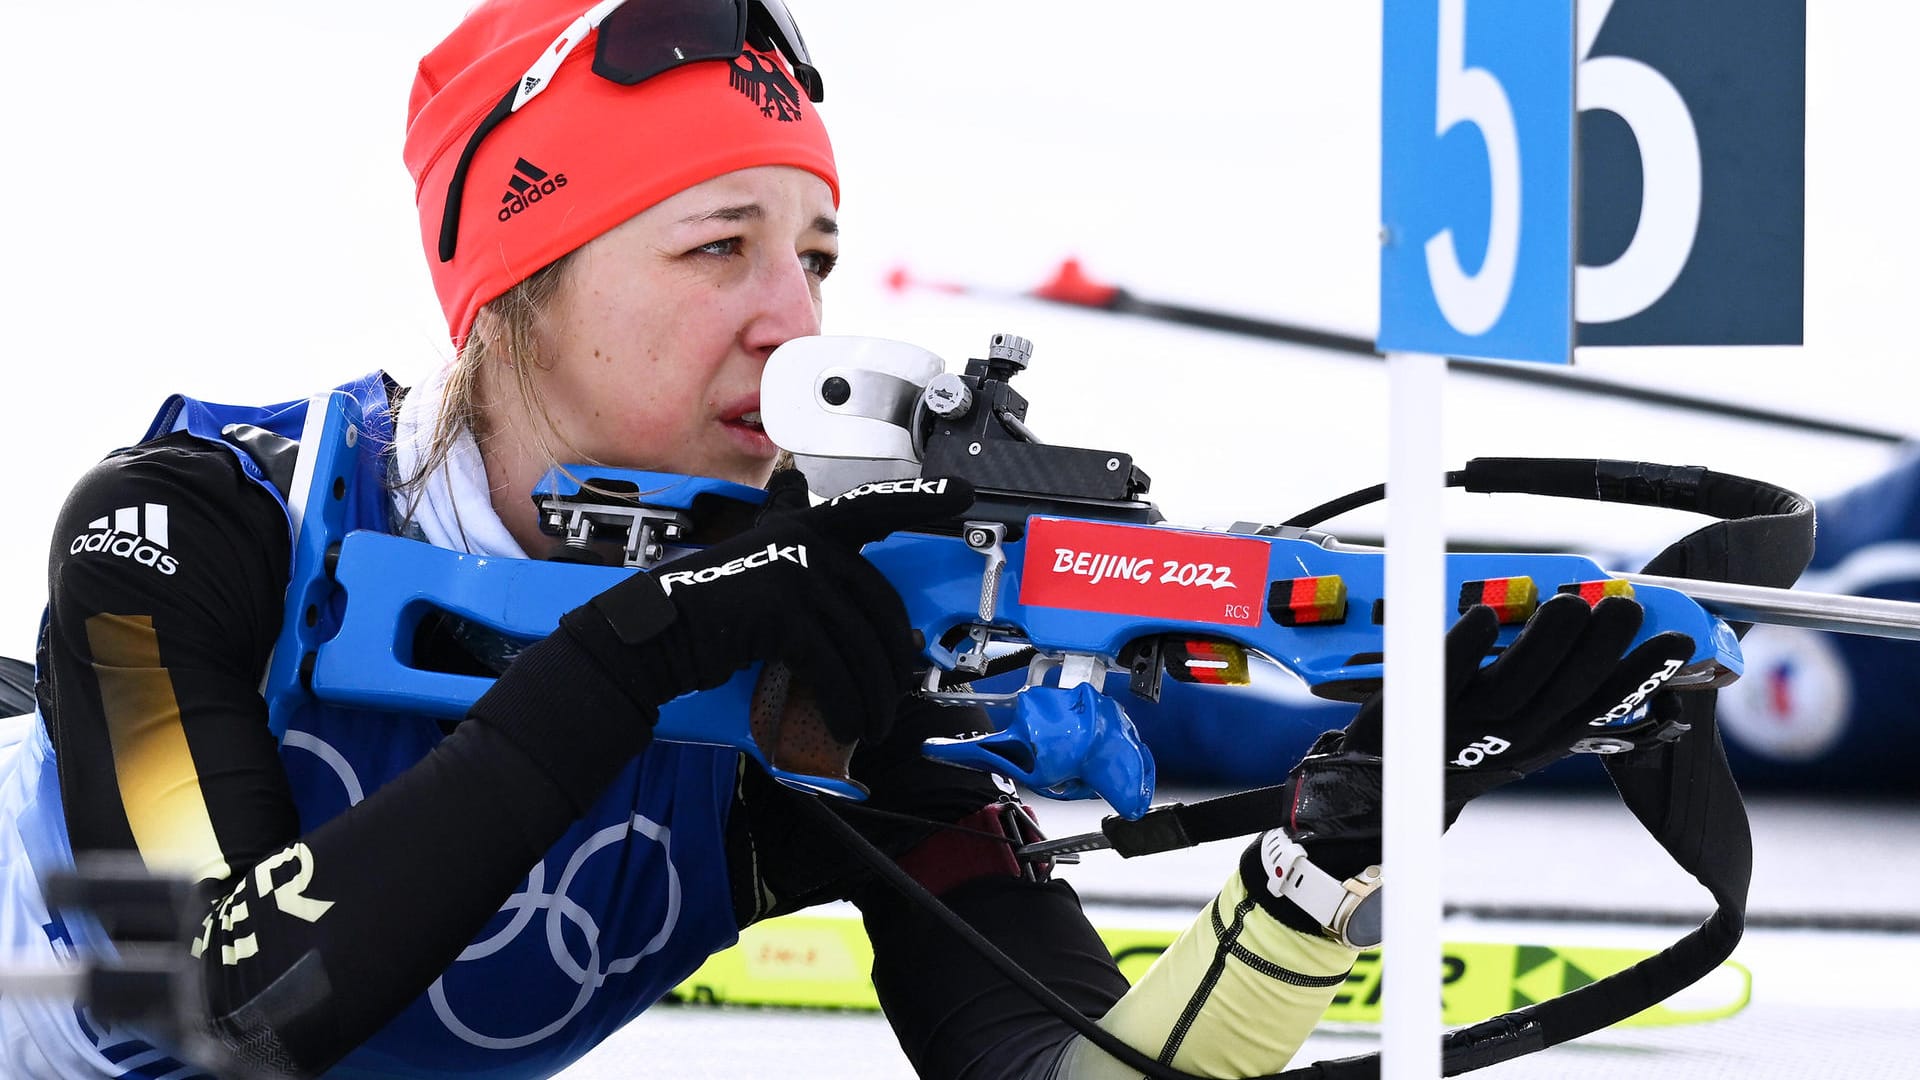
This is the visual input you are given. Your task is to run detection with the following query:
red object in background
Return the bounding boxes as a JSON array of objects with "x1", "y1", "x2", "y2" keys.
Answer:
[{"x1": 1031, "y1": 258, "x2": 1122, "y2": 308}]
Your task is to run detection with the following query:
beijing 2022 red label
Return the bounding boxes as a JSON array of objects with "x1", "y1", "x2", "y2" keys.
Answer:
[{"x1": 1019, "y1": 518, "x2": 1268, "y2": 627}]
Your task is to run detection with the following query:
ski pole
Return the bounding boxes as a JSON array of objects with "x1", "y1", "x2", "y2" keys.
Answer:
[{"x1": 885, "y1": 260, "x2": 1909, "y2": 446}]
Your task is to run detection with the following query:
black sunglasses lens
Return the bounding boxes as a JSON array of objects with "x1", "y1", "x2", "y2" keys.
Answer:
[
  {"x1": 448, "y1": 0, "x2": 829, "y2": 263},
  {"x1": 593, "y1": 0, "x2": 748, "y2": 84},
  {"x1": 747, "y1": 0, "x2": 823, "y2": 101}
]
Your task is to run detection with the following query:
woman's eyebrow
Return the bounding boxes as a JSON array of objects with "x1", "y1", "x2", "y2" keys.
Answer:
[
  {"x1": 678, "y1": 204, "x2": 838, "y2": 236},
  {"x1": 683, "y1": 203, "x2": 764, "y2": 224}
]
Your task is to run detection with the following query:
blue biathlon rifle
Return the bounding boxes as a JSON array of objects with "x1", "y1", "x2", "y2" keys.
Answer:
[
  {"x1": 268, "y1": 333, "x2": 1920, "y2": 814},
  {"x1": 261, "y1": 333, "x2": 1901, "y2": 1077},
  {"x1": 261, "y1": 332, "x2": 1773, "y2": 816}
]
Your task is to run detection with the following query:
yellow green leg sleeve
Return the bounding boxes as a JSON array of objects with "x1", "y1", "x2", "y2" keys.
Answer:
[{"x1": 1053, "y1": 869, "x2": 1358, "y2": 1078}]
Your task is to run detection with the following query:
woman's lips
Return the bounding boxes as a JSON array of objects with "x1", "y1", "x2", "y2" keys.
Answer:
[{"x1": 721, "y1": 410, "x2": 776, "y2": 456}]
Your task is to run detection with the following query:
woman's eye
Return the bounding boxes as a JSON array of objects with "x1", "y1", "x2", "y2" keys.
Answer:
[
  {"x1": 693, "y1": 237, "x2": 741, "y2": 257},
  {"x1": 802, "y1": 250, "x2": 838, "y2": 279}
]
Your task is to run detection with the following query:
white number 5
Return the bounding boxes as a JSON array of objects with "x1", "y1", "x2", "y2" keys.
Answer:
[
  {"x1": 1424, "y1": 0, "x2": 1521, "y2": 336},
  {"x1": 1575, "y1": 0, "x2": 1701, "y2": 323}
]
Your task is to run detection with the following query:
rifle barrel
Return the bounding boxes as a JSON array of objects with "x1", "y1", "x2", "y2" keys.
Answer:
[{"x1": 1618, "y1": 573, "x2": 1920, "y2": 641}]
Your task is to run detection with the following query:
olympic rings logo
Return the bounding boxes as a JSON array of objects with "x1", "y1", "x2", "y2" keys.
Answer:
[{"x1": 282, "y1": 731, "x2": 682, "y2": 1051}]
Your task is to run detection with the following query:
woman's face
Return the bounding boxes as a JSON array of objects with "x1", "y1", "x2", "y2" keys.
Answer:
[{"x1": 517, "y1": 164, "x2": 837, "y2": 487}]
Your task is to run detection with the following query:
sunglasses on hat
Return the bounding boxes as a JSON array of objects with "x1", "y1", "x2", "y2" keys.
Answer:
[{"x1": 438, "y1": 0, "x2": 824, "y2": 263}]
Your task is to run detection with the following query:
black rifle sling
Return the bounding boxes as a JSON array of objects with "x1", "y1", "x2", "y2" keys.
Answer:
[{"x1": 1413, "y1": 460, "x2": 1812, "y2": 1073}]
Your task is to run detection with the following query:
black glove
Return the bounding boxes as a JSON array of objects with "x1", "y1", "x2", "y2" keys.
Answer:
[
  {"x1": 1283, "y1": 594, "x2": 1696, "y2": 865},
  {"x1": 557, "y1": 471, "x2": 974, "y2": 747}
]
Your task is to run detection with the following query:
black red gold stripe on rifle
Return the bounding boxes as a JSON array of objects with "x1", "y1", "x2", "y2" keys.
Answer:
[
  {"x1": 1557, "y1": 579, "x2": 1636, "y2": 606},
  {"x1": 1162, "y1": 638, "x2": 1252, "y2": 685},
  {"x1": 1457, "y1": 576, "x2": 1538, "y2": 623},
  {"x1": 1267, "y1": 575, "x2": 1348, "y2": 626}
]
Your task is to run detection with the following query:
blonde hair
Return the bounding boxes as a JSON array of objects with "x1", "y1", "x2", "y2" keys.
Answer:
[{"x1": 394, "y1": 252, "x2": 581, "y2": 507}]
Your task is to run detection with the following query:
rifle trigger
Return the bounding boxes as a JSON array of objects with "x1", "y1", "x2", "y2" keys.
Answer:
[{"x1": 964, "y1": 520, "x2": 1009, "y2": 621}]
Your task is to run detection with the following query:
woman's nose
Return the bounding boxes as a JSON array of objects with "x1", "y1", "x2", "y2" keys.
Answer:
[{"x1": 743, "y1": 255, "x2": 824, "y2": 352}]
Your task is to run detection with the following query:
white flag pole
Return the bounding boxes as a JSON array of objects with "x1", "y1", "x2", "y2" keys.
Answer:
[{"x1": 1382, "y1": 350, "x2": 1447, "y2": 1078}]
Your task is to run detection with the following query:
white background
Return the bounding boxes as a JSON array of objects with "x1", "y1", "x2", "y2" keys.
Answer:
[{"x1": 2, "y1": 0, "x2": 1916, "y2": 660}]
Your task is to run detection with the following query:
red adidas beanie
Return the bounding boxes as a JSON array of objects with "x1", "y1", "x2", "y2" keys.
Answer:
[{"x1": 405, "y1": 0, "x2": 839, "y2": 346}]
